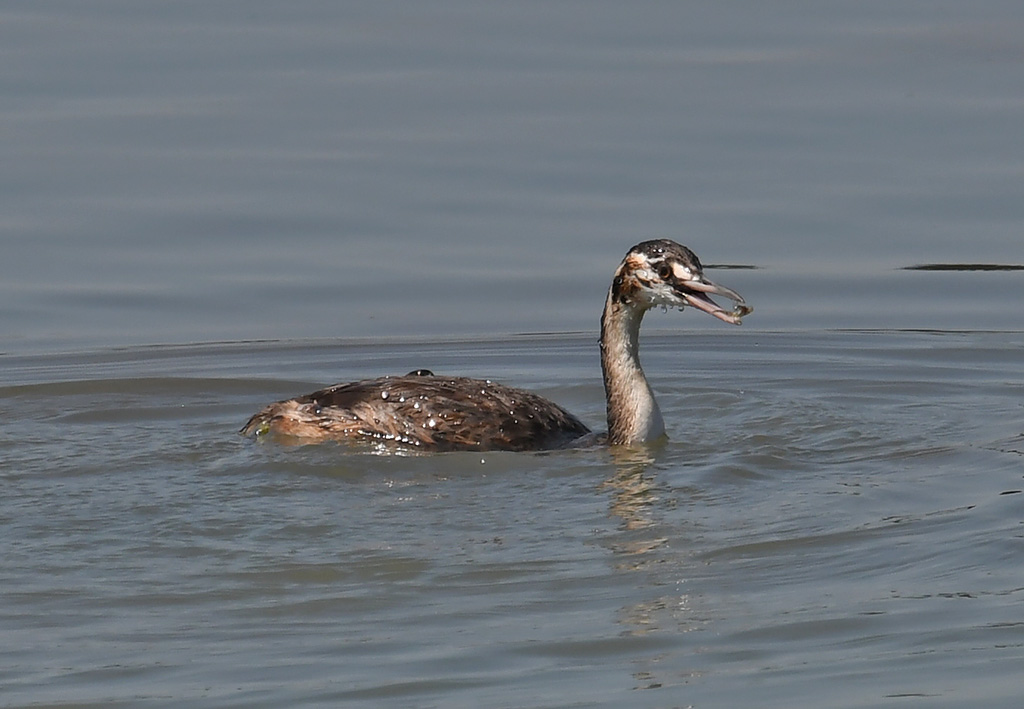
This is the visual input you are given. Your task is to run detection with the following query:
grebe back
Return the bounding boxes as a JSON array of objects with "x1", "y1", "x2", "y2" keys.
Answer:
[{"x1": 241, "y1": 239, "x2": 751, "y2": 451}]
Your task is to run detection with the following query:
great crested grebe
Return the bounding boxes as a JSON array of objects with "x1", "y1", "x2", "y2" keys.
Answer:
[{"x1": 241, "y1": 239, "x2": 751, "y2": 451}]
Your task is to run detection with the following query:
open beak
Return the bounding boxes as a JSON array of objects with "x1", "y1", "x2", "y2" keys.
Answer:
[{"x1": 675, "y1": 276, "x2": 752, "y2": 325}]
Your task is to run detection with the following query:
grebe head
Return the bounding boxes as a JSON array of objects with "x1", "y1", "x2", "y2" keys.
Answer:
[{"x1": 610, "y1": 239, "x2": 752, "y2": 325}]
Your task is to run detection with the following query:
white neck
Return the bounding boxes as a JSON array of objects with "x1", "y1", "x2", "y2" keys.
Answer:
[{"x1": 599, "y1": 291, "x2": 665, "y2": 446}]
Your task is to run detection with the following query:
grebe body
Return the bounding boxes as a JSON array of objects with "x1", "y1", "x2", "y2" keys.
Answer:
[
  {"x1": 242, "y1": 370, "x2": 590, "y2": 451},
  {"x1": 242, "y1": 240, "x2": 751, "y2": 451}
]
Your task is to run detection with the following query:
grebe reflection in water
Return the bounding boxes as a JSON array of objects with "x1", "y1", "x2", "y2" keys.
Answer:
[{"x1": 241, "y1": 240, "x2": 752, "y2": 451}]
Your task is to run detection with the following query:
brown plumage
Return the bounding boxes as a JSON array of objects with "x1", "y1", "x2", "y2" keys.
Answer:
[{"x1": 241, "y1": 371, "x2": 589, "y2": 451}]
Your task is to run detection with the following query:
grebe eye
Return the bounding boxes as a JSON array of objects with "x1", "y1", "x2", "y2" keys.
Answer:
[{"x1": 658, "y1": 264, "x2": 672, "y2": 279}]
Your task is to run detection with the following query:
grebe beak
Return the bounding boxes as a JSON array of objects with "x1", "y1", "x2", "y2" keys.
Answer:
[{"x1": 675, "y1": 276, "x2": 752, "y2": 325}]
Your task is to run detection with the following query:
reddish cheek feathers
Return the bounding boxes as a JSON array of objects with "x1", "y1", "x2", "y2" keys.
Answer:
[{"x1": 611, "y1": 271, "x2": 646, "y2": 305}]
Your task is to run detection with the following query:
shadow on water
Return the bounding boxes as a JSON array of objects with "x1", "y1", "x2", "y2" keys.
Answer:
[{"x1": 902, "y1": 263, "x2": 1024, "y2": 271}]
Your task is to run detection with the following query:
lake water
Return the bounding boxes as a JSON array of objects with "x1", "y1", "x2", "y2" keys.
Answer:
[{"x1": 2, "y1": 2, "x2": 1023, "y2": 707}]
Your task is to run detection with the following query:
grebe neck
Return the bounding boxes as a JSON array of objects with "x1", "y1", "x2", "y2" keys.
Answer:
[{"x1": 600, "y1": 292, "x2": 665, "y2": 446}]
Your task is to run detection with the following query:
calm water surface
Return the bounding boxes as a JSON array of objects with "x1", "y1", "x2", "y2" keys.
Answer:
[
  {"x1": 2, "y1": 1, "x2": 1024, "y2": 707},
  {"x1": 3, "y1": 332, "x2": 1023, "y2": 707}
]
